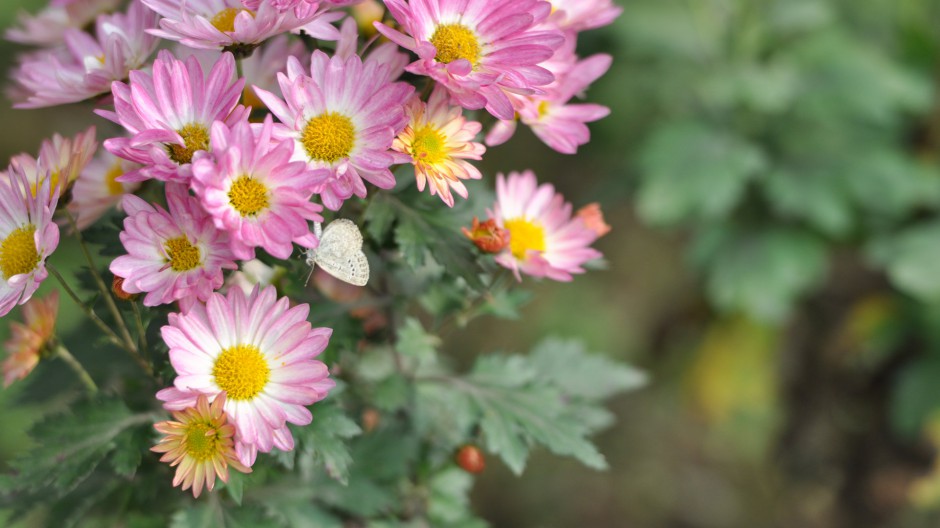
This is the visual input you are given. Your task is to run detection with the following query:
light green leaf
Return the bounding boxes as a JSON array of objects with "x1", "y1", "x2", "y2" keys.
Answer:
[
  {"x1": 530, "y1": 338, "x2": 647, "y2": 401},
  {"x1": 869, "y1": 221, "x2": 940, "y2": 301},
  {"x1": 301, "y1": 404, "x2": 362, "y2": 485}
]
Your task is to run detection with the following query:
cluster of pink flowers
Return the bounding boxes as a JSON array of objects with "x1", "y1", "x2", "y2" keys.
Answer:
[{"x1": 2, "y1": 0, "x2": 616, "y2": 497}]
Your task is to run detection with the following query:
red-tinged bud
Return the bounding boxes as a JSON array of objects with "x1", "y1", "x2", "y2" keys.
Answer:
[
  {"x1": 456, "y1": 445, "x2": 485, "y2": 474},
  {"x1": 462, "y1": 217, "x2": 510, "y2": 254},
  {"x1": 112, "y1": 275, "x2": 137, "y2": 301},
  {"x1": 362, "y1": 408, "x2": 380, "y2": 433},
  {"x1": 576, "y1": 203, "x2": 611, "y2": 238}
]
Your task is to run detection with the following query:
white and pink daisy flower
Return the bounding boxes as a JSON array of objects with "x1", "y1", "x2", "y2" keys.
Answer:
[
  {"x1": 392, "y1": 87, "x2": 484, "y2": 207},
  {"x1": 142, "y1": 0, "x2": 332, "y2": 54},
  {"x1": 375, "y1": 0, "x2": 564, "y2": 120},
  {"x1": 10, "y1": 126, "x2": 98, "y2": 200},
  {"x1": 191, "y1": 116, "x2": 323, "y2": 260},
  {"x1": 67, "y1": 150, "x2": 142, "y2": 231},
  {"x1": 110, "y1": 184, "x2": 237, "y2": 308},
  {"x1": 254, "y1": 50, "x2": 414, "y2": 210},
  {"x1": 486, "y1": 53, "x2": 611, "y2": 154},
  {"x1": 98, "y1": 50, "x2": 249, "y2": 183},
  {"x1": 489, "y1": 170, "x2": 602, "y2": 281},
  {"x1": 156, "y1": 285, "x2": 335, "y2": 466},
  {"x1": 0, "y1": 165, "x2": 60, "y2": 317},
  {"x1": 6, "y1": 0, "x2": 121, "y2": 46},
  {"x1": 11, "y1": 2, "x2": 159, "y2": 109}
]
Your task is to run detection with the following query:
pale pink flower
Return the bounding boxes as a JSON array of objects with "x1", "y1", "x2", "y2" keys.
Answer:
[
  {"x1": 10, "y1": 126, "x2": 97, "y2": 199},
  {"x1": 335, "y1": 17, "x2": 408, "y2": 83},
  {"x1": 489, "y1": 170, "x2": 601, "y2": 281},
  {"x1": 97, "y1": 50, "x2": 249, "y2": 183},
  {"x1": 156, "y1": 286, "x2": 335, "y2": 466},
  {"x1": 6, "y1": 0, "x2": 121, "y2": 46},
  {"x1": 109, "y1": 184, "x2": 237, "y2": 308},
  {"x1": 142, "y1": 0, "x2": 330, "y2": 53},
  {"x1": 11, "y1": 3, "x2": 159, "y2": 109},
  {"x1": 545, "y1": 0, "x2": 622, "y2": 32},
  {"x1": 486, "y1": 53, "x2": 611, "y2": 154},
  {"x1": 152, "y1": 393, "x2": 252, "y2": 498},
  {"x1": 0, "y1": 165, "x2": 60, "y2": 317},
  {"x1": 392, "y1": 87, "x2": 484, "y2": 207},
  {"x1": 67, "y1": 150, "x2": 142, "y2": 231},
  {"x1": 239, "y1": 35, "x2": 308, "y2": 107},
  {"x1": 254, "y1": 50, "x2": 413, "y2": 210},
  {"x1": 375, "y1": 0, "x2": 564, "y2": 120},
  {"x1": 3, "y1": 291, "x2": 59, "y2": 388},
  {"x1": 191, "y1": 116, "x2": 323, "y2": 260}
]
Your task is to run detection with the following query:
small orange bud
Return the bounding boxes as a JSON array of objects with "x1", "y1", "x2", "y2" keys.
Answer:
[
  {"x1": 362, "y1": 408, "x2": 380, "y2": 433},
  {"x1": 112, "y1": 275, "x2": 137, "y2": 301},
  {"x1": 462, "y1": 217, "x2": 510, "y2": 254},
  {"x1": 575, "y1": 203, "x2": 611, "y2": 238},
  {"x1": 455, "y1": 445, "x2": 485, "y2": 474}
]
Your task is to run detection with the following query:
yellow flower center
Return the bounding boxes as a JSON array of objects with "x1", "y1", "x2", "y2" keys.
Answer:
[
  {"x1": 167, "y1": 124, "x2": 210, "y2": 165},
  {"x1": 212, "y1": 344, "x2": 270, "y2": 401},
  {"x1": 301, "y1": 112, "x2": 356, "y2": 164},
  {"x1": 410, "y1": 124, "x2": 448, "y2": 166},
  {"x1": 0, "y1": 225, "x2": 39, "y2": 280},
  {"x1": 537, "y1": 100, "x2": 550, "y2": 118},
  {"x1": 211, "y1": 7, "x2": 255, "y2": 33},
  {"x1": 184, "y1": 421, "x2": 219, "y2": 462},
  {"x1": 504, "y1": 218, "x2": 546, "y2": 260},
  {"x1": 430, "y1": 23, "x2": 482, "y2": 65},
  {"x1": 105, "y1": 162, "x2": 124, "y2": 196},
  {"x1": 164, "y1": 236, "x2": 202, "y2": 272},
  {"x1": 228, "y1": 175, "x2": 269, "y2": 217},
  {"x1": 29, "y1": 172, "x2": 60, "y2": 199}
]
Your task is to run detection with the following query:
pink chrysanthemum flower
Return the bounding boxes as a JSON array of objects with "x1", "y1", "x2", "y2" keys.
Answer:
[
  {"x1": 254, "y1": 50, "x2": 413, "y2": 210},
  {"x1": 11, "y1": 3, "x2": 159, "y2": 109},
  {"x1": 152, "y1": 393, "x2": 252, "y2": 498},
  {"x1": 109, "y1": 184, "x2": 237, "y2": 308},
  {"x1": 11, "y1": 127, "x2": 97, "y2": 200},
  {"x1": 3, "y1": 290, "x2": 59, "y2": 388},
  {"x1": 392, "y1": 87, "x2": 484, "y2": 207},
  {"x1": 67, "y1": 150, "x2": 142, "y2": 231},
  {"x1": 489, "y1": 170, "x2": 601, "y2": 281},
  {"x1": 97, "y1": 50, "x2": 248, "y2": 183},
  {"x1": 191, "y1": 116, "x2": 323, "y2": 260},
  {"x1": 545, "y1": 0, "x2": 622, "y2": 32},
  {"x1": 335, "y1": 17, "x2": 409, "y2": 84},
  {"x1": 6, "y1": 0, "x2": 121, "y2": 46},
  {"x1": 375, "y1": 0, "x2": 564, "y2": 120},
  {"x1": 0, "y1": 166, "x2": 60, "y2": 317},
  {"x1": 486, "y1": 53, "x2": 611, "y2": 154},
  {"x1": 142, "y1": 0, "x2": 330, "y2": 54},
  {"x1": 238, "y1": 35, "x2": 307, "y2": 108},
  {"x1": 156, "y1": 285, "x2": 335, "y2": 466}
]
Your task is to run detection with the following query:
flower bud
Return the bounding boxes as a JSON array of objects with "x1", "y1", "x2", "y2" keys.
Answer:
[
  {"x1": 455, "y1": 444, "x2": 485, "y2": 474},
  {"x1": 353, "y1": 0, "x2": 385, "y2": 37},
  {"x1": 362, "y1": 408, "x2": 380, "y2": 433},
  {"x1": 462, "y1": 217, "x2": 510, "y2": 254},
  {"x1": 112, "y1": 275, "x2": 138, "y2": 301},
  {"x1": 576, "y1": 203, "x2": 611, "y2": 238}
]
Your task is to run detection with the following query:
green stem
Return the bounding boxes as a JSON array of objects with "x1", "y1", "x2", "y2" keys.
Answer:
[
  {"x1": 235, "y1": 57, "x2": 244, "y2": 79},
  {"x1": 54, "y1": 345, "x2": 98, "y2": 395},
  {"x1": 131, "y1": 301, "x2": 148, "y2": 355},
  {"x1": 65, "y1": 212, "x2": 138, "y2": 356},
  {"x1": 48, "y1": 264, "x2": 125, "y2": 349}
]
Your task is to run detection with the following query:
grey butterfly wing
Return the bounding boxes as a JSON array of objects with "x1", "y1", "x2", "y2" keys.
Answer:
[{"x1": 311, "y1": 219, "x2": 370, "y2": 286}]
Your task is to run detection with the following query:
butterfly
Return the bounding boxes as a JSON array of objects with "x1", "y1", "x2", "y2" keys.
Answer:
[{"x1": 304, "y1": 219, "x2": 370, "y2": 286}]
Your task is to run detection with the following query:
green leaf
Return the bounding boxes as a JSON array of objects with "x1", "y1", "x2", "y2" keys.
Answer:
[
  {"x1": 109, "y1": 426, "x2": 148, "y2": 479},
  {"x1": 868, "y1": 221, "x2": 940, "y2": 302},
  {"x1": 426, "y1": 468, "x2": 482, "y2": 526},
  {"x1": 530, "y1": 338, "x2": 647, "y2": 401},
  {"x1": 300, "y1": 404, "x2": 362, "y2": 485},
  {"x1": 890, "y1": 355, "x2": 940, "y2": 437},
  {"x1": 170, "y1": 502, "x2": 224, "y2": 528},
  {"x1": 637, "y1": 121, "x2": 766, "y2": 226},
  {"x1": 4, "y1": 397, "x2": 148, "y2": 496},
  {"x1": 224, "y1": 470, "x2": 247, "y2": 506},
  {"x1": 692, "y1": 226, "x2": 828, "y2": 322}
]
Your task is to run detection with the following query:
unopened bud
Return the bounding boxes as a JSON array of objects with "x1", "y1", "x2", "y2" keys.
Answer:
[
  {"x1": 462, "y1": 217, "x2": 510, "y2": 254},
  {"x1": 576, "y1": 203, "x2": 611, "y2": 238},
  {"x1": 112, "y1": 275, "x2": 137, "y2": 301},
  {"x1": 353, "y1": 0, "x2": 385, "y2": 37},
  {"x1": 455, "y1": 444, "x2": 485, "y2": 474},
  {"x1": 362, "y1": 408, "x2": 380, "y2": 433}
]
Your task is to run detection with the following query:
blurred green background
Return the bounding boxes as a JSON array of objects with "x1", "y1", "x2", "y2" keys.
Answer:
[{"x1": 6, "y1": 0, "x2": 940, "y2": 527}]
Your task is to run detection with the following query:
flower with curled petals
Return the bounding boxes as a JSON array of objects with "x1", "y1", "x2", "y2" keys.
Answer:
[
  {"x1": 152, "y1": 393, "x2": 251, "y2": 498},
  {"x1": 156, "y1": 286, "x2": 335, "y2": 466},
  {"x1": 97, "y1": 50, "x2": 248, "y2": 183},
  {"x1": 375, "y1": 0, "x2": 564, "y2": 120},
  {"x1": 3, "y1": 291, "x2": 59, "y2": 388}
]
